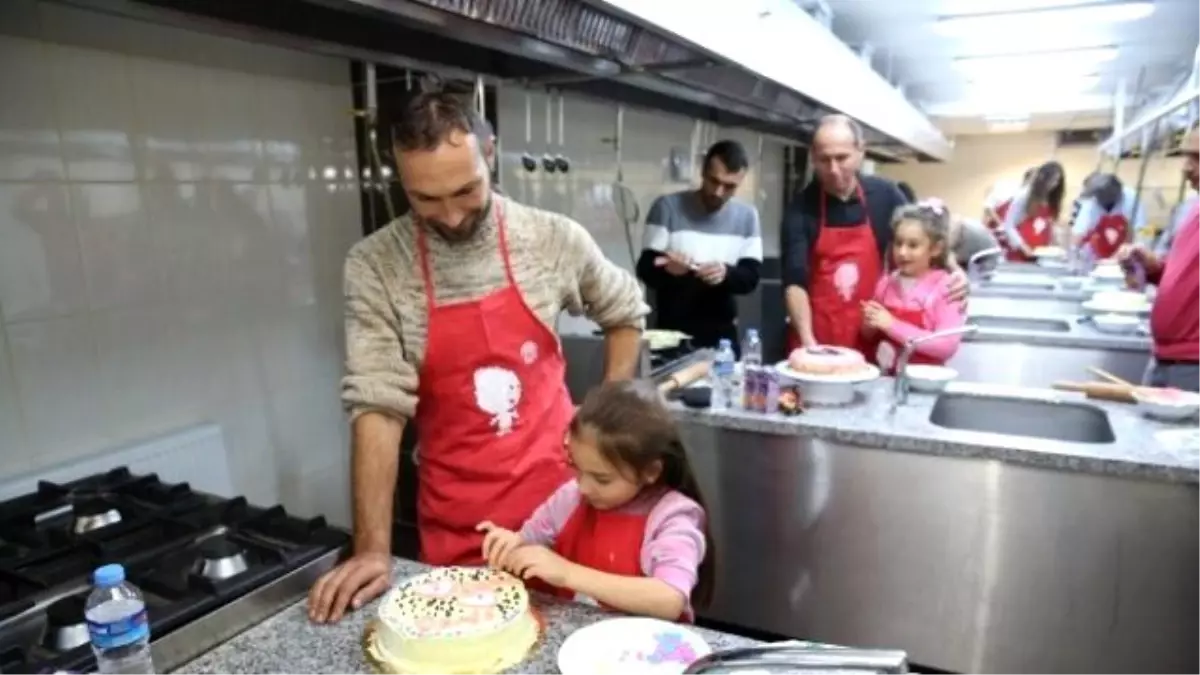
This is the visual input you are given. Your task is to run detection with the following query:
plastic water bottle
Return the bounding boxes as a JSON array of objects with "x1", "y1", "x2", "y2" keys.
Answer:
[
  {"x1": 86, "y1": 564, "x2": 155, "y2": 674},
  {"x1": 712, "y1": 339, "x2": 736, "y2": 409},
  {"x1": 741, "y1": 328, "x2": 763, "y2": 367}
]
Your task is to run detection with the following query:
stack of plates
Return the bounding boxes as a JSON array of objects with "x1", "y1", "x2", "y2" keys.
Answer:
[{"x1": 1082, "y1": 290, "x2": 1151, "y2": 316}]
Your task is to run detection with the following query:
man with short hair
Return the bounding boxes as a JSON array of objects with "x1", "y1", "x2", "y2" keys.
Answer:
[
  {"x1": 637, "y1": 140, "x2": 763, "y2": 352},
  {"x1": 308, "y1": 91, "x2": 647, "y2": 623},
  {"x1": 780, "y1": 115, "x2": 966, "y2": 352},
  {"x1": 1072, "y1": 173, "x2": 1146, "y2": 260}
]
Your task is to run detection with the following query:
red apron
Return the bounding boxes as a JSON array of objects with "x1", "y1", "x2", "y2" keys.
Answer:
[
  {"x1": 413, "y1": 201, "x2": 573, "y2": 566},
  {"x1": 542, "y1": 500, "x2": 690, "y2": 622},
  {"x1": 1082, "y1": 211, "x2": 1128, "y2": 260},
  {"x1": 1005, "y1": 203, "x2": 1054, "y2": 262},
  {"x1": 863, "y1": 292, "x2": 940, "y2": 376},
  {"x1": 787, "y1": 184, "x2": 882, "y2": 354},
  {"x1": 989, "y1": 199, "x2": 1017, "y2": 256}
]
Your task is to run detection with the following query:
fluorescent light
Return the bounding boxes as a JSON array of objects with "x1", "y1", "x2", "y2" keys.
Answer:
[
  {"x1": 925, "y1": 92, "x2": 1114, "y2": 117},
  {"x1": 965, "y1": 74, "x2": 1103, "y2": 94},
  {"x1": 936, "y1": 1, "x2": 1155, "y2": 36},
  {"x1": 955, "y1": 47, "x2": 1118, "y2": 76}
]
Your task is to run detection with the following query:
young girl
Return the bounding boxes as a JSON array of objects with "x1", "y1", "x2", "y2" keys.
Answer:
[
  {"x1": 862, "y1": 200, "x2": 967, "y2": 374},
  {"x1": 476, "y1": 380, "x2": 714, "y2": 622}
]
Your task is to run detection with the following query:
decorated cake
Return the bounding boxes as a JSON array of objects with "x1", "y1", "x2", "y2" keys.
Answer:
[
  {"x1": 374, "y1": 567, "x2": 539, "y2": 674},
  {"x1": 787, "y1": 345, "x2": 868, "y2": 376}
]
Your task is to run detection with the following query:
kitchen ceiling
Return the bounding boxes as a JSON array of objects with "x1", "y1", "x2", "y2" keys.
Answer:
[{"x1": 827, "y1": 0, "x2": 1199, "y2": 129}]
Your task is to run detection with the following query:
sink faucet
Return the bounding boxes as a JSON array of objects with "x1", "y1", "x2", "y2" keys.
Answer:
[
  {"x1": 684, "y1": 645, "x2": 909, "y2": 674},
  {"x1": 967, "y1": 246, "x2": 1004, "y2": 281},
  {"x1": 892, "y1": 325, "x2": 979, "y2": 408}
]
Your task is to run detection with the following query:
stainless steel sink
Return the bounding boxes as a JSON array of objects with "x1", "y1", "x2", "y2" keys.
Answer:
[
  {"x1": 983, "y1": 274, "x2": 1058, "y2": 292},
  {"x1": 929, "y1": 394, "x2": 1115, "y2": 443},
  {"x1": 970, "y1": 315, "x2": 1072, "y2": 333}
]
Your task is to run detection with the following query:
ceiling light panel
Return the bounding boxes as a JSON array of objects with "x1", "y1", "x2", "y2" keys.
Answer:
[
  {"x1": 935, "y1": 1, "x2": 1155, "y2": 37},
  {"x1": 955, "y1": 47, "x2": 1119, "y2": 76}
]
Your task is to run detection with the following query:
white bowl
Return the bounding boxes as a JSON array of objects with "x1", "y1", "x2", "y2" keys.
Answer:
[
  {"x1": 1133, "y1": 389, "x2": 1200, "y2": 423},
  {"x1": 1058, "y1": 277, "x2": 1085, "y2": 291},
  {"x1": 903, "y1": 365, "x2": 958, "y2": 393},
  {"x1": 1083, "y1": 290, "x2": 1151, "y2": 316},
  {"x1": 1091, "y1": 313, "x2": 1142, "y2": 335}
]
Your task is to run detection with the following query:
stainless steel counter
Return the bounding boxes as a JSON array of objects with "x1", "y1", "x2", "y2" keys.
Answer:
[{"x1": 673, "y1": 382, "x2": 1198, "y2": 673}]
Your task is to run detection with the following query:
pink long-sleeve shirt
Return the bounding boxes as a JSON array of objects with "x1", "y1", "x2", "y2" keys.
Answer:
[
  {"x1": 871, "y1": 268, "x2": 966, "y2": 363},
  {"x1": 517, "y1": 480, "x2": 706, "y2": 615}
]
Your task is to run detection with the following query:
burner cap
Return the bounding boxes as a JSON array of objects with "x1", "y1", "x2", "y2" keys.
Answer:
[
  {"x1": 46, "y1": 595, "x2": 86, "y2": 627},
  {"x1": 198, "y1": 537, "x2": 243, "y2": 560},
  {"x1": 73, "y1": 499, "x2": 111, "y2": 517}
]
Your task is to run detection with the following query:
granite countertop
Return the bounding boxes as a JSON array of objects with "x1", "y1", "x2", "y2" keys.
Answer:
[
  {"x1": 673, "y1": 379, "x2": 1198, "y2": 484},
  {"x1": 178, "y1": 559, "x2": 760, "y2": 674}
]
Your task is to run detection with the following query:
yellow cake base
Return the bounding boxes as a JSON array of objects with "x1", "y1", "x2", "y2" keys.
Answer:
[{"x1": 363, "y1": 610, "x2": 542, "y2": 675}]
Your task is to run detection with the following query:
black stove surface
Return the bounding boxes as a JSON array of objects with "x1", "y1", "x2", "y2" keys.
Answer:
[{"x1": 0, "y1": 468, "x2": 349, "y2": 673}]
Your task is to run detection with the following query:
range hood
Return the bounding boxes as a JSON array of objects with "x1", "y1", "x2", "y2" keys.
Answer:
[
  {"x1": 50, "y1": 0, "x2": 951, "y2": 158},
  {"x1": 588, "y1": 0, "x2": 953, "y2": 161}
]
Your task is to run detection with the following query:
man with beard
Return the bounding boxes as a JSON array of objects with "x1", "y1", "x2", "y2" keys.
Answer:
[
  {"x1": 637, "y1": 140, "x2": 762, "y2": 353},
  {"x1": 308, "y1": 91, "x2": 647, "y2": 623},
  {"x1": 1117, "y1": 126, "x2": 1200, "y2": 391}
]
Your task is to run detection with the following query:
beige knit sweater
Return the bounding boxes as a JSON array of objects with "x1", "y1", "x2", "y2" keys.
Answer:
[{"x1": 341, "y1": 195, "x2": 648, "y2": 420}]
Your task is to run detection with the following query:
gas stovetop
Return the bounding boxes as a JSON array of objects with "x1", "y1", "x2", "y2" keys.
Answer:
[{"x1": 0, "y1": 468, "x2": 349, "y2": 674}]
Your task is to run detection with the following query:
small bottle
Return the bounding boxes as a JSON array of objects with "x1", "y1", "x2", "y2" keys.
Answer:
[
  {"x1": 87, "y1": 564, "x2": 155, "y2": 674},
  {"x1": 741, "y1": 328, "x2": 763, "y2": 367},
  {"x1": 711, "y1": 339, "x2": 736, "y2": 410}
]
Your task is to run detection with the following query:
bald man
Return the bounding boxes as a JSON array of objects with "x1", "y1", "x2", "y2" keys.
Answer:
[
  {"x1": 781, "y1": 115, "x2": 968, "y2": 353},
  {"x1": 1117, "y1": 126, "x2": 1200, "y2": 391}
]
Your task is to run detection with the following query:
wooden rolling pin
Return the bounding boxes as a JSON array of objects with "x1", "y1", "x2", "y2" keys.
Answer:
[
  {"x1": 1053, "y1": 380, "x2": 1137, "y2": 404},
  {"x1": 658, "y1": 359, "x2": 713, "y2": 394}
]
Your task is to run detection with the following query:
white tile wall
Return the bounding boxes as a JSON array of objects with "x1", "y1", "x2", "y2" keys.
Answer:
[
  {"x1": 0, "y1": 1, "x2": 361, "y2": 526},
  {"x1": 0, "y1": 1, "x2": 790, "y2": 527},
  {"x1": 494, "y1": 88, "x2": 786, "y2": 335}
]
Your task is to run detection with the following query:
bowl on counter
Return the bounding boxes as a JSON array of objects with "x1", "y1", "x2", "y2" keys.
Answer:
[
  {"x1": 1083, "y1": 290, "x2": 1151, "y2": 316},
  {"x1": 1090, "y1": 313, "x2": 1142, "y2": 335},
  {"x1": 1058, "y1": 276, "x2": 1085, "y2": 291},
  {"x1": 902, "y1": 365, "x2": 958, "y2": 393},
  {"x1": 1133, "y1": 388, "x2": 1200, "y2": 423}
]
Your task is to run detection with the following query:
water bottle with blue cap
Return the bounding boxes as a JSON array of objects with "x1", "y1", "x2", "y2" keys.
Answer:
[{"x1": 86, "y1": 563, "x2": 155, "y2": 674}]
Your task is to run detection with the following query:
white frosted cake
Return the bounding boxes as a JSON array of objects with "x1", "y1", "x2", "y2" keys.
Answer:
[{"x1": 375, "y1": 567, "x2": 538, "y2": 674}]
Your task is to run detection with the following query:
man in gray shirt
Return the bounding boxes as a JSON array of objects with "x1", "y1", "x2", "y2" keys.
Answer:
[{"x1": 636, "y1": 140, "x2": 763, "y2": 352}]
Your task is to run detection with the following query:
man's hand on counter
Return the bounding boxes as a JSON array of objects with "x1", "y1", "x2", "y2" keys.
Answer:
[{"x1": 307, "y1": 550, "x2": 392, "y2": 624}]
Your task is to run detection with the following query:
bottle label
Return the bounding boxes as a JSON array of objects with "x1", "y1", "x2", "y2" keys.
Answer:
[{"x1": 88, "y1": 609, "x2": 150, "y2": 649}]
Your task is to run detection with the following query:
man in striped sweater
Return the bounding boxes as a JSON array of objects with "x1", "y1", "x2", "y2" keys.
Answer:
[{"x1": 637, "y1": 140, "x2": 763, "y2": 354}]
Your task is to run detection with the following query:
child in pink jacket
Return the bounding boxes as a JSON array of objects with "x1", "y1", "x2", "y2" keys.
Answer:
[{"x1": 862, "y1": 200, "x2": 967, "y2": 374}]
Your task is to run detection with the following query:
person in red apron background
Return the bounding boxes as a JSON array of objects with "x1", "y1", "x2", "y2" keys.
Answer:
[
  {"x1": 478, "y1": 380, "x2": 714, "y2": 623},
  {"x1": 981, "y1": 168, "x2": 1034, "y2": 258},
  {"x1": 781, "y1": 115, "x2": 969, "y2": 355},
  {"x1": 1072, "y1": 173, "x2": 1143, "y2": 261},
  {"x1": 309, "y1": 91, "x2": 648, "y2": 624},
  {"x1": 1000, "y1": 161, "x2": 1066, "y2": 262},
  {"x1": 860, "y1": 201, "x2": 967, "y2": 373}
]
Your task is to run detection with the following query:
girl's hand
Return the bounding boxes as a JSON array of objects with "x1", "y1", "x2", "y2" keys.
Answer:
[
  {"x1": 476, "y1": 521, "x2": 522, "y2": 570},
  {"x1": 862, "y1": 301, "x2": 893, "y2": 330},
  {"x1": 504, "y1": 545, "x2": 573, "y2": 587}
]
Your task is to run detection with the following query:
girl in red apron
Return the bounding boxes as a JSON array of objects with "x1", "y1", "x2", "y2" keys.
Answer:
[
  {"x1": 862, "y1": 200, "x2": 967, "y2": 374},
  {"x1": 476, "y1": 380, "x2": 714, "y2": 623},
  {"x1": 1000, "y1": 161, "x2": 1066, "y2": 262}
]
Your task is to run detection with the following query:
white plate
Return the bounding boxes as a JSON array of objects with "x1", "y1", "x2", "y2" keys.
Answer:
[
  {"x1": 774, "y1": 361, "x2": 882, "y2": 384},
  {"x1": 558, "y1": 617, "x2": 711, "y2": 675}
]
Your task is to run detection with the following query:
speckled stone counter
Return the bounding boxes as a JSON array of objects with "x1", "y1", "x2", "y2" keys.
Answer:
[
  {"x1": 178, "y1": 559, "x2": 761, "y2": 674},
  {"x1": 673, "y1": 379, "x2": 1198, "y2": 484}
]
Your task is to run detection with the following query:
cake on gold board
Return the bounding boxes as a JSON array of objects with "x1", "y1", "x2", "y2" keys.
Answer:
[{"x1": 363, "y1": 566, "x2": 542, "y2": 674}]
